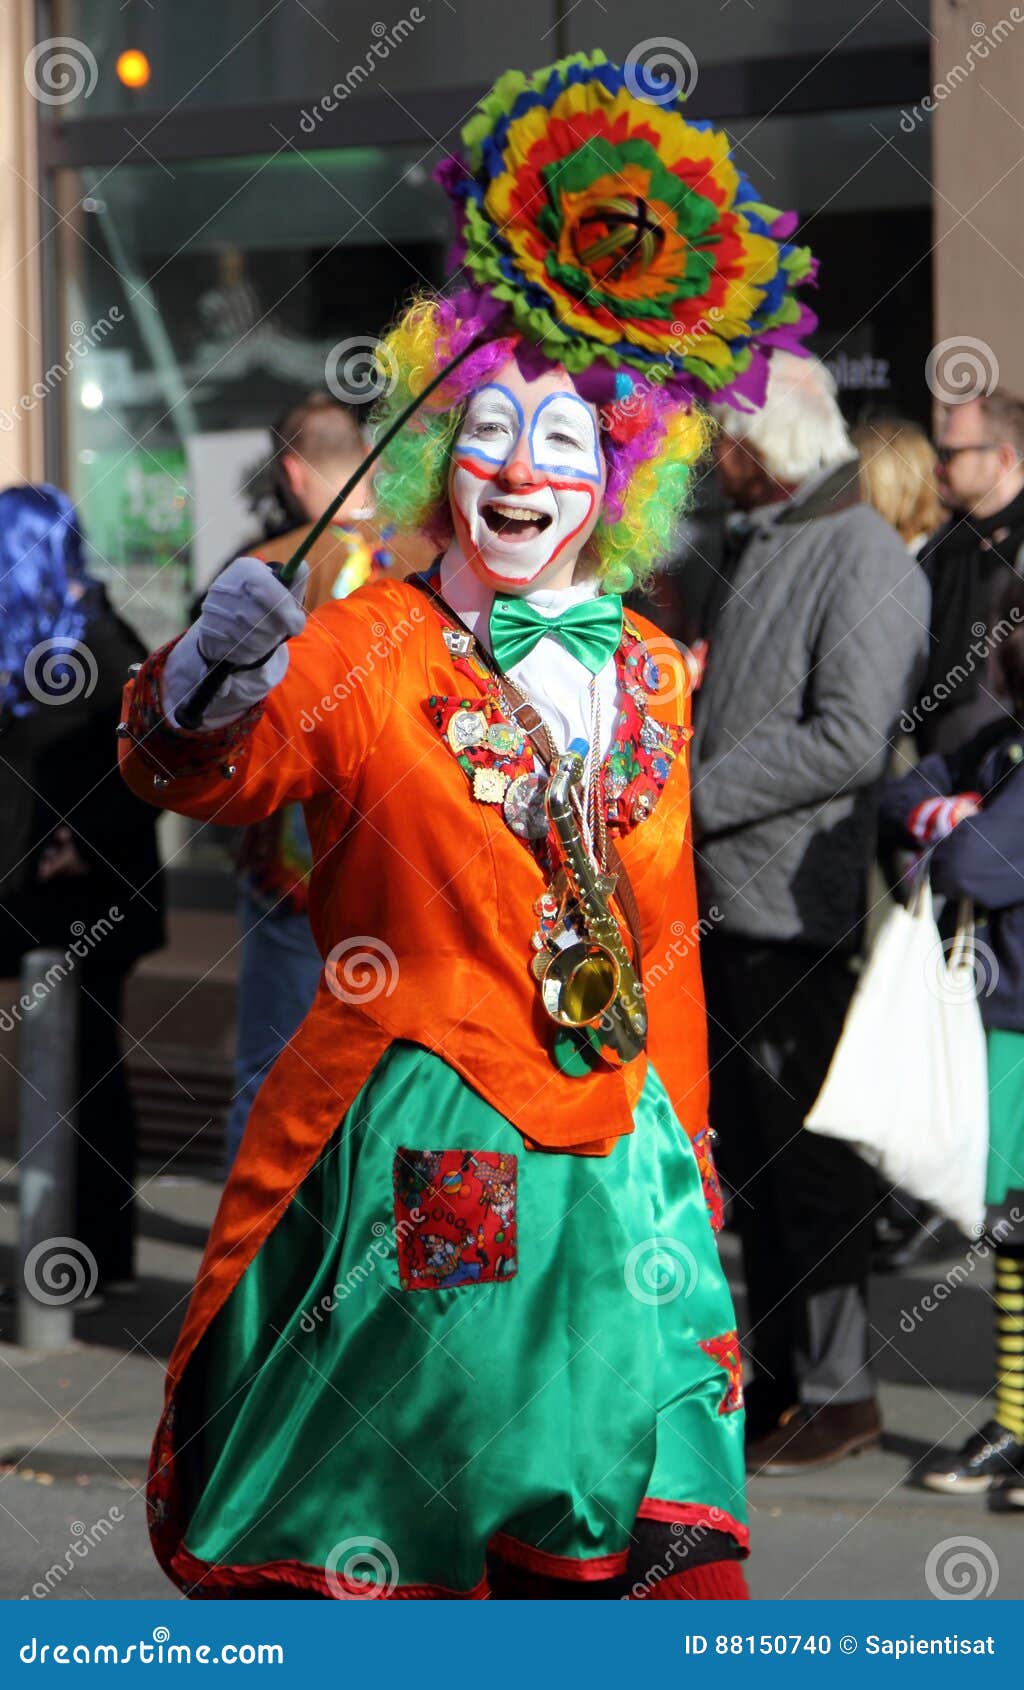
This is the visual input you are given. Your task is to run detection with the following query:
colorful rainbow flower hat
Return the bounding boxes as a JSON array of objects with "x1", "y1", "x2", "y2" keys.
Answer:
[{"x1": 435, "y1": 50, "x2": 817, "y2": 412}]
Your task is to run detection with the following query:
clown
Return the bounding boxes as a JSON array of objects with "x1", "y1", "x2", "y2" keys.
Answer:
[{"x1": 120, "y1": 52, "x2": 815, "y2": 1600}]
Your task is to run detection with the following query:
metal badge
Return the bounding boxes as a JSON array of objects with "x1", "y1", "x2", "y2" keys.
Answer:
[
  {"x1": 630, "y1": 792, "x2": 654, "y2": 824},
  {"x1": 487, "y1": 719, "x2": 526, "y2": 757},
  {"x1": 442, "y1": 627, "x2": 475, "y2": 657},
  {"x1": 446, "y1": 709, "x2": 488, "y2": 753},
  {"x1": 639, "y1": 714, "x2": 666, "y2": 751},
  {"x1": 472, "y1": 765, "x2": 510, "y2": 804},
  {"x1": 503, "y1": 771, "x2": 549, "y2": 840}
]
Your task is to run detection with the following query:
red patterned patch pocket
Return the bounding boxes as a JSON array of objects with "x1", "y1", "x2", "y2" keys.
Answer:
[{"x1": 393, "y1": 1148, "x2": 518, "y2": 1292}]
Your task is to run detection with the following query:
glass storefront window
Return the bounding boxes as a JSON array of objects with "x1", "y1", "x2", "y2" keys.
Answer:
[
  {"x1": 54, "y1": 144, "x2": 448, "y2": 649},
  {"x1": 37, "y1": 0, "x2": 555, "y2": 117},
  {"x1": 51, "y1": 139, "x2": 448, "y2": 881}
]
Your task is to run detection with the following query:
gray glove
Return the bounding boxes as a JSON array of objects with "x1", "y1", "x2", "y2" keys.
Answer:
[{"x1": 162, "y1": 557, "x2": 308, "y2": 729}]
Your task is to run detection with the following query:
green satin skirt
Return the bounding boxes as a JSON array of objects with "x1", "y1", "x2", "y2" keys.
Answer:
[{"x1": 182, "y1": 1041, "x2": 747, "y2": 1594}]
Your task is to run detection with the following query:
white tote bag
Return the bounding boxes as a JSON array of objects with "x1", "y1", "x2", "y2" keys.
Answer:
[{"x1": 804, "y1": 877, "x2": 988, "y2": 1237}]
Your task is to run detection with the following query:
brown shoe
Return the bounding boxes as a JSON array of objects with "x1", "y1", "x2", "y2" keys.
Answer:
[{"x1": 746, "y1": 1400, "x2": 882, "y2": 1476}]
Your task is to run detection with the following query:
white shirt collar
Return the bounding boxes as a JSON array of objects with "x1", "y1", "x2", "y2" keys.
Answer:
[{"x1": 438, "y1": 542, "x2": 600, "y2": 652}]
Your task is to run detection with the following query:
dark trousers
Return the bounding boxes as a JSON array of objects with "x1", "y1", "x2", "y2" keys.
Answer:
[
  {"x1": 75, "y1": 968, "x2": 137, "y2": 1284},
  {"x1": 701, "y1": 934, "x2": 880, "y2": 1414}
]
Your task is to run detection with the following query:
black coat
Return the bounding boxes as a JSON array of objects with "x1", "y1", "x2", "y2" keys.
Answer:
[
  {"x1": 916, "y1": 485, "x2": 1024, "y2": 756},
  {"x1": 0, "y1": 589, "x2": 165, "y2": 978},
  {"x1": 879, "y1": 720, "x2": 1024, "y2": 1031}
]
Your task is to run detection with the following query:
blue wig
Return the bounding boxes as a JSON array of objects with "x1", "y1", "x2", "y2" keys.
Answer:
[{"x1": 0, "y1": 484, "x2": 94, "y2": 716}]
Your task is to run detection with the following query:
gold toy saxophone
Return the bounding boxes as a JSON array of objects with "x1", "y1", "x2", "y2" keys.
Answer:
[{"x1": 537, "y1": 750, "x2": 647, "y2": 1065}]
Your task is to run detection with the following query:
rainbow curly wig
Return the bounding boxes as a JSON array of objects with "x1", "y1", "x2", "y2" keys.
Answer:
[{"x1": 371, "y1": 294, "x2": 710, "y2": 593}]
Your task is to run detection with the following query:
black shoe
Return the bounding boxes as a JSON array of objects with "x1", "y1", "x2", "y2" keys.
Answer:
[
  {"x1": 918, "y1": 1420, "x2": 1024, "y2": 1495},
  {"x1": 988, "y1": 1472, "x2": 1024, "y2": 1513}
]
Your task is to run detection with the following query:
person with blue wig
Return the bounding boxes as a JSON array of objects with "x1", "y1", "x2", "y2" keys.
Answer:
[{"x1": 0, "y1": 484, "x2": 165, "y2": 1295}]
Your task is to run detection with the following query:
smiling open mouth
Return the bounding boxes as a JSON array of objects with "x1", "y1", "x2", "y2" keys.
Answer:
[{"x1": 481, "y1": 503, "x2": 553, "y2": 543}]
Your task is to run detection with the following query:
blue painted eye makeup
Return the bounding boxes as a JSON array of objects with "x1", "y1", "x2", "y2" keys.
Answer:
[
  {"x1": 529, "y1": 393, "x2": 602, "y2": 484},
  {"x1": 455, "y1": 384, "x2": 525, "y2": 469}
]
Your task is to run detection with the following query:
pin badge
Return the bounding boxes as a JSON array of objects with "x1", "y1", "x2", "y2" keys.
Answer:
[
  {"x1": 447, "y1": 709, "x2": 487, "y2": 752},
  {"x1": 487, "y1": 719, "x2": 526, "y2": 757},
  {"x1": 442, "y1": 628, "x2": 474, "y2": 657},
  {"x1": 503, "y1": 772, "x2": 549, "y2": 840},
  {"x1": 472, "y1": 766, "x2": 509, "y2": 803}
]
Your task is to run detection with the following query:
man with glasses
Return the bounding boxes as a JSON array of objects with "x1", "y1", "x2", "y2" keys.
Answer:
[{"x1": 917, "y1": 390, "x2": 1024, "y2": 755}]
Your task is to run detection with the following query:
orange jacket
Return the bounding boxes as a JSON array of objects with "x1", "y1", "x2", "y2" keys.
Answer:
[
  {"x1": 120, "y1": 577, "x2": 709, "y2": 1159},
  {"x1": 121, "y1": 575, "x2": 711, "y2": 1381}
]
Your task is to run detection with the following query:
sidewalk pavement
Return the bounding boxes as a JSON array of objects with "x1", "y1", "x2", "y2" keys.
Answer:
[{"x1": 1, "y1": 1161, "x2": 1020, "y2": 1600}]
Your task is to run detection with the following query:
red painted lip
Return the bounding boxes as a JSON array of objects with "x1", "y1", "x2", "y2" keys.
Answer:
[{"x1": 452, "y1": 453, "x2": 599, "y2": 587}]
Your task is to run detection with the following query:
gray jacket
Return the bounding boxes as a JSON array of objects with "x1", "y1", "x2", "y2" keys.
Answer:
[{"x1": 691, "y1": 462, "x2": 930, "y2": 950}]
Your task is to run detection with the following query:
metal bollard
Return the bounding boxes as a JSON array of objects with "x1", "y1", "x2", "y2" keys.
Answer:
[{"x1": 16, "y1": 949, "x2": 81, "y2": 1350}]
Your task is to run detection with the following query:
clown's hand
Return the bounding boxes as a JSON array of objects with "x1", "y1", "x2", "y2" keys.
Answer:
[{"x1": 162, "y1": 557, "x2": 308, "y2": 729}]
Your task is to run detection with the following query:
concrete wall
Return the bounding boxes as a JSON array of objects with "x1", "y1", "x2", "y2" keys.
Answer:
[
  {"x1": 0, "y1": 0, "x2": 45, "y2": 484},
  {"x1": 932, "y1": 0, "x2": 1024, "y2": 397}
]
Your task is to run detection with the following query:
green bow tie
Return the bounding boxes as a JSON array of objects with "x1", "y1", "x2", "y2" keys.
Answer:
[{"x1": 489, "y1": 592, "x2": 624, "y2": 675}]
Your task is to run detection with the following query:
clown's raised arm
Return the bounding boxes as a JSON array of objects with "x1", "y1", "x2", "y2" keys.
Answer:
[
  {"x1": 118, "y1": 553, "x2": 423, "y2": 825},
  {"x1": 124, "y1": 50, "x2": 816, "y2": 1604}
]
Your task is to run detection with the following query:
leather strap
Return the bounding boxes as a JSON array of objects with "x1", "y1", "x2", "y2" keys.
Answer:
[{"x1": 411, "y1": 572, "x2": 645, "y2": 974}]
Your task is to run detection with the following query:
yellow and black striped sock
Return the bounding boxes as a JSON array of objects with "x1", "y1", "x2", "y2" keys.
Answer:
[{"x1": 994, "y1": 1249, "x2": 1024, "y2": 1440}]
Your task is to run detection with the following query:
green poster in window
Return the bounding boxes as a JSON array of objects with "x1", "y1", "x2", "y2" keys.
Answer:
[
  {"x1": 78, "y1": 447, "x2": 192, "y2": 570},
  {"x1": 77, "y1": 448, "x2": 193, "y2": 650}
]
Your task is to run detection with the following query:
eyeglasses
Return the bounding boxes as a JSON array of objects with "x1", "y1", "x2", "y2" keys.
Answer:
[{"x1": 934, "y1": 443, "x2": 1003, "y2": 465}]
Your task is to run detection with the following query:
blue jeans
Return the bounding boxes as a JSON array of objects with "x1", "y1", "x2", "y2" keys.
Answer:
[{"x1": 224, "y1": 890, "x2": 323, "y2": 1171}]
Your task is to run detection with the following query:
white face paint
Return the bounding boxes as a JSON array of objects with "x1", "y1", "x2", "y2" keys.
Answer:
[{"x1": 447, "y1": 358, "x2": 606, "y2": 593}]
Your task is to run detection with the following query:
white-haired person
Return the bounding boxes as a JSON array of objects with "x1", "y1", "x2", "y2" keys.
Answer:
[{"x1": 690, "y1": 352, "x2": 931, "y2": 1474}]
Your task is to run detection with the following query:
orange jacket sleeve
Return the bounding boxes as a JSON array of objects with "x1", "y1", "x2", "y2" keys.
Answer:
[{"x1": 118, "y1": 585, "x2": 413, "y2": 826}]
